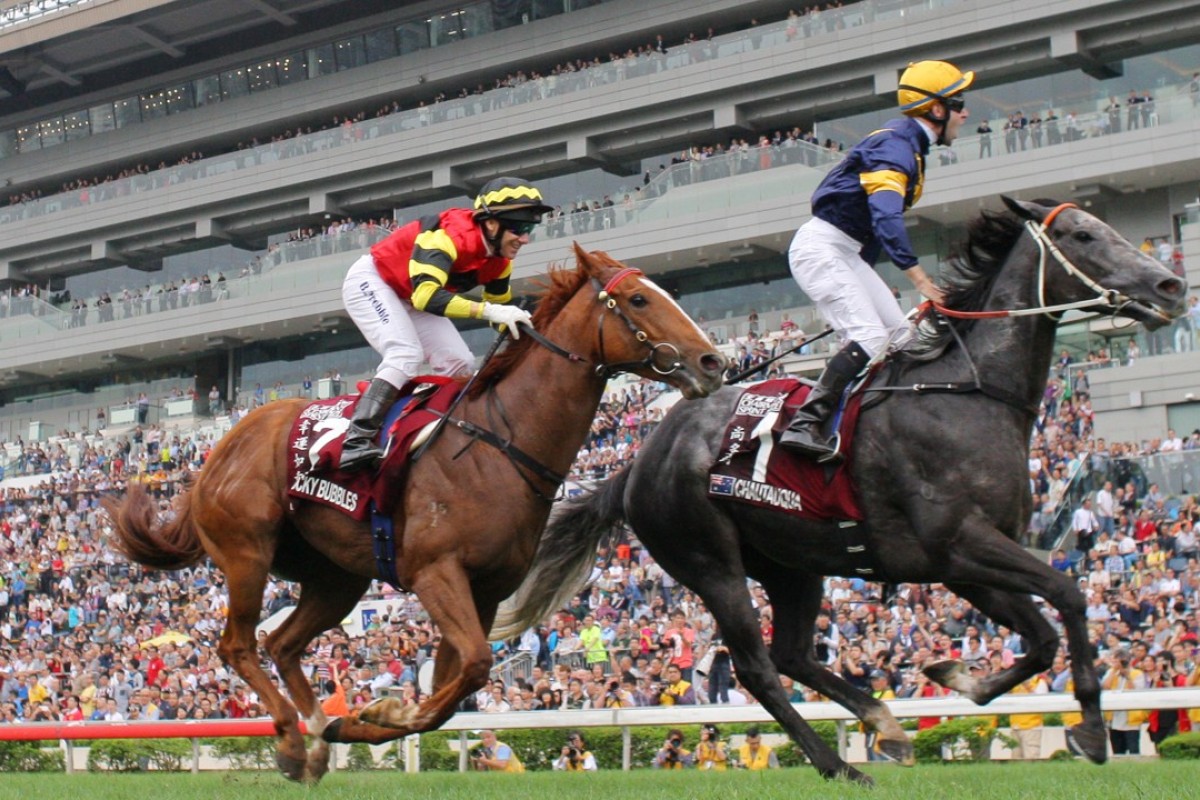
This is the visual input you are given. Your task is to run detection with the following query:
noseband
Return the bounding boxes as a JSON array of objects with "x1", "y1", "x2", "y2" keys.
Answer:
[{"x1": 522, "y1": 266, "x2": 686, "y2": 378}]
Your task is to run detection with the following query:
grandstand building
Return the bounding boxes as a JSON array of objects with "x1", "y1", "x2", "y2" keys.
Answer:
[{"x1": 1, "y1": 0, "x2": 1200, "y2": 447}]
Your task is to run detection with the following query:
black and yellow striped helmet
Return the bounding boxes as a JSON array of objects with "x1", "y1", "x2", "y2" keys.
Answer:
[{"x1": 473, "y1": 176, "x2": 553, "y2": 223}]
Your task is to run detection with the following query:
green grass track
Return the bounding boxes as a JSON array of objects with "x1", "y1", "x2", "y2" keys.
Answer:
[{"x1": 0, "y1": 760, "x2": 1193, "y2": 800}]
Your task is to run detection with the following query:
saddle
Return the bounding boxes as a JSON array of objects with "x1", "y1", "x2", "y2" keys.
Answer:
[
  {"x1": 708, "y1": 377, "x2": 869, "y2": 522},
  {"x1": 285, "y1": 377, "x2": 460, "y2": 521}
]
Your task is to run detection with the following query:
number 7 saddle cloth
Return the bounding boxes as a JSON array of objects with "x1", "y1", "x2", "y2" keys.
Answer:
[{"x1": 285, "y1": 376, "x2": 459, "y2": 520}]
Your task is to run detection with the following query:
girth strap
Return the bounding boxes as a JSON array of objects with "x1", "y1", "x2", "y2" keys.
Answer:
[
  {"x1": 431, "y1": 411, "x2": 566, "y2": 504},
  {"x1": 370, "y1": 500, "x2": 405, "y2": 590},
  {"x1": 863, "y1": 379, "x2": 1039, "y2": 419}
]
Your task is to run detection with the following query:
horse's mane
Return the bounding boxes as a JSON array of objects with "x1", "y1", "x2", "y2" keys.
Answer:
[
  {"x1": 467, "y1": 258, "x2": 592, "y2": 398},
  {"x1": 906, "y1": 200, "x2": 1056, "y2": 356}
]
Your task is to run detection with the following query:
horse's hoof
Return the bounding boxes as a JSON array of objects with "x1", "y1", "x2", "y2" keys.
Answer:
[
  {"x1": 923, "y1": 658, "x2": 964, "y2": 684},
  {"x1": 301, "y1": 763, "x2": 328, "y2": 785},
  {"x1": 321, "y1": 717, "x2": 345, "y2": 743},
  {"x1": 276, "y1": 751, "x2": 307, "y2": 782},
  {"x1": 303, "y1": 742, "x2": 330, "y2": 784},
  {"x1": 1066, "y1": 724, "x2": 1108, "y2": 764},
  {"x1": 879, "y1": 737, "x2": 915, "y2": 766},
  {"x1": 923, "y1": 659, "x2": 975, "y2": 694},
  {"x1": 836, "y1": 765, "x2": 875, "y2": 787}
]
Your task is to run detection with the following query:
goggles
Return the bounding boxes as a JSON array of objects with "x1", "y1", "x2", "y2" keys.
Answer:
[
  {"x1": 943, "y1": 94, "x2": 966, "y2": 113},
  {"x1": 501, "y1": 220, "x2": 537, "y2": 236}
]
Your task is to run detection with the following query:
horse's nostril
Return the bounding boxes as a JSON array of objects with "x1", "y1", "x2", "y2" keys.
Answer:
[
  {"x1": 701, "y1": 354, "x2": 725, "y2": 374},
  {"x1": 1159, "y1": 278, "x2": 1186, "y2": 298}
]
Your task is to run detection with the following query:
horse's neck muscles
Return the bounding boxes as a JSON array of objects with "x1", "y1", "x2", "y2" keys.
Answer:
[{"x1": 465, "y1": 291, "x2": 608, "y2": 479}]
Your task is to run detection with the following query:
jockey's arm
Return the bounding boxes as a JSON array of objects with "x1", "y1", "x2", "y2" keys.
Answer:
[
  {"x1": 481, "y1": 262, "x2": 514, "y2": 306},
  {"x1": 408, "y1": 227, "x2": 485, "y2": 320},
  {"x1": 861, "y1": 160, "x2": 944, "y2": 304}
]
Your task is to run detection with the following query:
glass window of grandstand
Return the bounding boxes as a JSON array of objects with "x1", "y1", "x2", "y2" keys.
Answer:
[
  {"x1": 457, "y1": 3, "x2": 495, "y2": 37},
  {"x1": 88, "y1": 103, "x2": 115, "y2": 134},
  {"x1": 247, "y1": 60, "x2": 278, "y2": 93},
  {"x1": 429, "y1": 10, "x2": 466, "y2": 47},
  {"x1": 307, "y1": 43, "x2": 336, "y2": 78},
  {"x1": 220, "y1": 68, "x2": 250, "y2": 100},
  {"x1": 364, "y1": 28, "x2": 397, "y2": 62},
  {"x1": 490, "y1": 0, "x2": 528, "y2": 28},
  {"x1": 531, "y1": 0, "x2": 568, "y2": 20},
  {"x1": 276, "y1": 53, "x2": 305, "y2": 87},
  {"x1": 193, "y1": 74, "x2": 221, "y2": 106},
  {"x1": 140, "y1": 89, "x2": 168, "y2": 121},
  {"x1": 63, "y1": 110, "x2": 90, "y2": 141},
  {"x1": 334, "y1": 36, "x2": 367, "y2": 71},
  {"x1": 165, "y1": 83, "x2": 193, "y2": 115},
  {"x1": 0, "y1": 130, "x2": 15, "y2": 159},
  {"x1": 821, "y1": 41, "x2": 1200, "y2": 152},
  {"x1": 113, "y1": 96, "x2": 141, "y2": 128},
  {"x1": 16, "y1": 124, "x2": 40, "y2": 153},
  {"x1": 395, "y1": 21, "x2": 430, "y2": 54},
  {"x1": 38, "y1": 117, "x2": 65, "y2": 148}
]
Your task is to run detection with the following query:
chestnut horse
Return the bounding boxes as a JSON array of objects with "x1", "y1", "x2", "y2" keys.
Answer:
[{"x1": 106, "y1": 244, "x2": 725, "y2": 783}]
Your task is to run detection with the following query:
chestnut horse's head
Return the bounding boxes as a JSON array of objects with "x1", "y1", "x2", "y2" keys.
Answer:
[
  {"x1": 473, "y1": 245, "x2": 727, "y2": 399},
  {"x1": 570, "y1": 243, "x2": 726, "y2": 398}
]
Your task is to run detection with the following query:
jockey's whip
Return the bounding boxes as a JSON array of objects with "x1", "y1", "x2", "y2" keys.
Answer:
[
  {"x1": 411, "y1": 326, "x2": 511, "y2": 464},
  {"x1": 723, "y1": 327, "x2": 834, "y2": 385}
]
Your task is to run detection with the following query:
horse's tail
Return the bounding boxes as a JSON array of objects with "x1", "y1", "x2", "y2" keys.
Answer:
[
  {"x1": 103, "y1": 480, "x2": 207, "y2": 571},
  {"x1": 491, "y1": 466, "x2": 631, "y2": 641}
]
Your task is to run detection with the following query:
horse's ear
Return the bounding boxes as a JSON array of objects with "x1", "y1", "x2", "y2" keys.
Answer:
[
  {"x1": 1001, "y1": 195, "x2": 1048, "y2": 222},
  {"x1": 572, "y1": 241, "x2": 594, "y2": 274}
]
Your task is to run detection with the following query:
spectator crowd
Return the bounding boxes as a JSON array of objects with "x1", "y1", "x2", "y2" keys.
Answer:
[{"x1": 0, "y1": 351, "x2": 1196, "y2": 762}]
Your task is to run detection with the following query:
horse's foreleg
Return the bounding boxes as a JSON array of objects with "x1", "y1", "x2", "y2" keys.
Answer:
[
  {"x1": 944, "y1": 520, "x2": 1106, "y2": 764},
  {"x1": 927, "y1": 583, "x2": 1060, "y2": 705},
  {"x1": 266, "y1": 571, "x2": 370, "y2": 783},
  {"x1": 325, "y1": 559, "x2": 492, "y2": 744},
  {"x1": 763, "y1": 572, "x2": 912, "y2": 765}
]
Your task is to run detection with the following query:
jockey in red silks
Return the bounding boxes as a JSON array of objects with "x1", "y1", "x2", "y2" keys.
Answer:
[{"x1": 339, "y1": 176, "x2": 552, "y2": 471}]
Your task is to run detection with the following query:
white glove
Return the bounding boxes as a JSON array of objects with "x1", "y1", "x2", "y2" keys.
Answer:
[{"x1": 480, "y1": 302, "x2": 533, "y2": 339}]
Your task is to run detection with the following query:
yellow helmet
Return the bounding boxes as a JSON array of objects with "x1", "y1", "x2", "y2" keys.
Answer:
[{"x1": 898, "y1": 60, "x2": 975, "y2": 116}]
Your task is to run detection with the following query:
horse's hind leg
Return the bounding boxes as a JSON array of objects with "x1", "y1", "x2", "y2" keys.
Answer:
[
  {"x1": 325, "y1": 558, "x2": 493, "y2": 744},
  {"x1": 265, "y1": 568, "x2": 370, "y2": 784},
  {"x1": 762, "y1": 571, "x2": 913, "y2": 765},
  {"x1": 214, "y1": 559, "x2": 310, "y2": 781}
]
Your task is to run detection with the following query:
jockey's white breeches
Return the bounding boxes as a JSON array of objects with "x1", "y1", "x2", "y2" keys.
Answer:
[
  {"x1": 342, "y1": 254, "x2": 474, "y2": 390},
  {"x1": 788, "y1": 217, "x2": 911, "y2": 359}
]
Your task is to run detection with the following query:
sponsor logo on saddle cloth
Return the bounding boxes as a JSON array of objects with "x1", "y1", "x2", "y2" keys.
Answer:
[
  {"x1": 708, "y1": 378, "x2": 866, "y2": 521},
  {"x1": 285, "y1": 377, "x2": 459, "y2": 520}
]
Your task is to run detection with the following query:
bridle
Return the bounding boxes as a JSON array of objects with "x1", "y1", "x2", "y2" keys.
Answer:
[
  {"x1": 521, "y1": 266, "x2": 686, "y2": 378},
  {"x1": 868, "y1": 202, "x2": 1139, "y2": 418},
  {"x1": 436, "y1": 267, "x2": 693, "y2": 503},
  {"x1": 927, "y1": 202, "x2": 1139, "y2": 322}
]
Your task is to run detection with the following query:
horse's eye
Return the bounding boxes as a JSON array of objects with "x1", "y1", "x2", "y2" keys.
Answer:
[
  {"x1": 1072, "y1": 231, "x2": 1094, "y2": 243},
  {"x1": 629, "y1": 294, "x2": 648, "y2": 308}
]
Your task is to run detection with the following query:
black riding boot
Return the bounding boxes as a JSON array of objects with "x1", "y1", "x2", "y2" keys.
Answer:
[
  {"x1": 779, "y1": 341, "x2": 871, "y2": 460},
  {"x1": 338, "y1": 378, "x2": 401, "y2": 471}
]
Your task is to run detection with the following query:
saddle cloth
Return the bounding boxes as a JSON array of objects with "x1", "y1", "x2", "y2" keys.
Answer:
[
  {"x1": 285, "y1": 377, "x2": 460, "y2": 520},
  {"x1": 708, "y1": 378, "x2": 867, "y2": 521}
]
